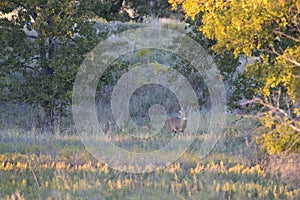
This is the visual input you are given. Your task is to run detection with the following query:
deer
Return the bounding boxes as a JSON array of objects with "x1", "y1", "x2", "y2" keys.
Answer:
[{"x1": 167, "y1": 100, "x2": 190, "y2": 133}]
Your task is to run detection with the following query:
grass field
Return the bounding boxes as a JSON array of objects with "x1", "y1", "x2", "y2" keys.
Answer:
[
  {"x1": 0, "y1": 133, "x2": 299, "y2": 199},
  {"x1": 0, "y1": 116, "x2": 299, "y2": 199}
]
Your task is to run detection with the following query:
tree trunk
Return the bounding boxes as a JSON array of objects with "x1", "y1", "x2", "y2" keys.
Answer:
[{"x1": 43, "y1": 104, "x2": 55, "y2": 134}]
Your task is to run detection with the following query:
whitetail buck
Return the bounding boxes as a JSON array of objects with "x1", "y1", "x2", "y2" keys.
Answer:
[{"x1": 167, "y1": 101, "x2": 190, "y2": 133}]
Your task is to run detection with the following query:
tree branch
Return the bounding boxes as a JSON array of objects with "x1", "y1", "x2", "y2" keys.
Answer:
[
  {"x1": 293, "y1": 74, "x2": 300, "y2": 79},
  {"x1": 285, "y1": 136, "x2": 300, "y2": 153},
  {"x1": 240, "y1": 97, "x2": 300, "y2": 133},
  {"x1": 270, "y1": 46, "x2": 300, "y2": 67},
  {"x1": 273, "y1": 30, "x2": 300, "y2": 43}
]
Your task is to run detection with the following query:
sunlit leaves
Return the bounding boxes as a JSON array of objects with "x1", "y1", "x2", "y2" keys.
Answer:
[
  {"x1": 170, "y1": 0, "x2": 298, "y2": 57},
  {"x1": 170, "y1": 0, "x2": 300, "y2": 155}
]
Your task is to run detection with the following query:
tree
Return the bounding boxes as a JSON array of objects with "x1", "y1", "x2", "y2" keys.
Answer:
[
  {"x1": 0, "y1": 0, "x2": 126, "y2": 131},
  {"x1": 0, "y1": 0, "x2": 176, "y2": 132},
  {"x1": 125, "y1": 0, "x2": 173, "y2": 20},
  {"x1": 169, "y1": 0, "x2": 300, "y2": 154}
]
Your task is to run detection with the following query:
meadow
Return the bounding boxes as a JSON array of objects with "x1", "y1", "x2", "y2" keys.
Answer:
[
  {"x1": 1, "y1": 1, "x2": 299, "y2": 199},
  {"x1": 0, "y1": 116, "x2": 299, "y2": 200}
]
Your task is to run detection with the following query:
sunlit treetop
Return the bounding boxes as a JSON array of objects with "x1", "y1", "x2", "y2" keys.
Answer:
[
  {"x1": 170, "y1": 0, "x2": 300, "y2": 155},
  {"x1": 169, "y1": 0, "x2": 300, "y2": 101},
  {"x1": 169, "y1": 0, "x2": 299, "y2": 57}
]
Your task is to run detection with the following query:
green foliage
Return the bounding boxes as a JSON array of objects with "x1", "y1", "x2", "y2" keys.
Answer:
[
  {"x1": 0, "y1": 0, "x2": 176, "y2": 131},
  {"x1": 169, "y1": 0, "x2": 300, "y2": 155},
  {"x1": 125, "y1": 0, "x2": 172, "y2": 19},
  {"x1": 0, "y1": 0, "x2": 116, "y2": 129},
  {"x1": 185, "y1": 13, "x2": 241, "y2": 110},
  {"x1": 257, "y1": 127, "x2": 299, "y2": 155}
]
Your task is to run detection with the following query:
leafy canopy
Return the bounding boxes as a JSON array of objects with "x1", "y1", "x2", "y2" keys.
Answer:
[
  {"x1": 169, "y1": 0, "x2": 300, "y2": 154},
  {"x1": 0, "y1": 0, "x2": 119, "y2": 128}
]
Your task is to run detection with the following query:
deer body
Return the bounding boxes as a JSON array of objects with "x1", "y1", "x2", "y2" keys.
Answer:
[
  {"x1": 168, "y1": 101, "x2": 189, "y2": 133},
  {"x1": 168, "y1": 116, "x2": 187, "y2": 133}
]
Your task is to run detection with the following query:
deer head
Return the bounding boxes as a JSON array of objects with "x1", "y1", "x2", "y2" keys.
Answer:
[{"x1": 167, "y1": 100, "x2": 190, "y2": 133}]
